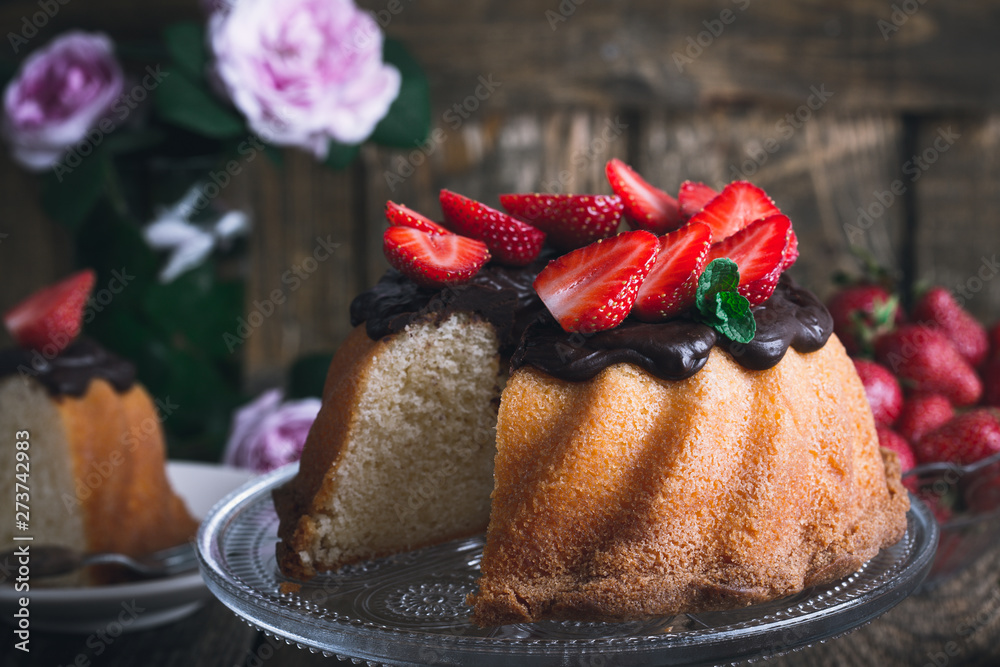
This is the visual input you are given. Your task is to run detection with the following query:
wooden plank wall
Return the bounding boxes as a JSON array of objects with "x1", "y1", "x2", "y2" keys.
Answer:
[{"x1": 1, "y1": 0, "x2": 999, "y2": 390}]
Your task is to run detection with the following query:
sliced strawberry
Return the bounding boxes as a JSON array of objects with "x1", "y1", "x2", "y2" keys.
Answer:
[
  {"x1": 781, "y1": 228, "x2": 799, "y2": 271},
  {"x1": 689, "y1": 181, "x2": 781, "y2": 242},
  {"x1": 3, "y1": 269, "x2": 96, "y2": 354},
  {"x1": 605, "y1": 159, "x2": 683, "y2": 234},
  {"x1": 678, "y1": 181, "x2": 718, "y2": 220},
  {"x1": 385, "y1": 201, "x2": 451, "y2": 235},
  {"x1": 632, "y1": 222, "x2": 712, "y2": 321},
  {"x1": 383, "y1": 226, "x2": 490, "y2": 288},
  {"x1": 705, "y1": 214, "x2": 792, "y2": 306},
  {"x1": 499, "y1": 193, "x2": 622, "y2": 250},
  {"x1": 534, "y1": 230, "x2": 659, "y2": 333},
  {"x1": 438, "y1": 190, "x2": 546, "y2": 266}
]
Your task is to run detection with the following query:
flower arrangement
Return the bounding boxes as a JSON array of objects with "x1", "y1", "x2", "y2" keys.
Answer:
[{"x1": 1, "y1": 0, "x2": 429, "y2": 460}]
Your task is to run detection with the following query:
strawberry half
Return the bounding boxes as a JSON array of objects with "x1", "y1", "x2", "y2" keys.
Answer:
[
  {"x1": 534, "y1": 230, "x2": 659, "y2": 333},
  {"x1": 499, "y1": 193, "x2": 623, "y2": 250},
  {"x1": 678, "y1": 181, "x2": 718, "y2": 220},
  {"x1": 439, "y1": 190, "x2": 546, "y2": 266},
  {"x1": 385, "y1": 201, "x2": 451, "y2": 235},
  {"x1": 383, "y1": 226, "x2": 490, "y2": 288},
  {"x1": 705, "y1": 214, "x2": 792, "y2": 306},
  {"x1": 3, "y1": 269, "x2": 96, "y2": 354},
  {"x1": 632, "y1": 222, "x2": 712, "y2": 321},
  {"x1": 605, "y1": 159, "x2": 683, "y2": 234},
  {"x1": 689, "y1": 181, "x2": 781, "y2": 242}
]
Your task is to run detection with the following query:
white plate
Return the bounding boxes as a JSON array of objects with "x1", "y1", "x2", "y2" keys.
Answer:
[{"x1": 0, "y1": 461, "x2": 255, "y2": 634}]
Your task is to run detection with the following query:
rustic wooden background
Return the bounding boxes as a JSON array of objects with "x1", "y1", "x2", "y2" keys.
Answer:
[
  {"x1": 2, "y1": 1, "x2": 1000, "y2": 665},
  {"x1": 2, "y1": 0, "x2": 1000, "y2": 390}
]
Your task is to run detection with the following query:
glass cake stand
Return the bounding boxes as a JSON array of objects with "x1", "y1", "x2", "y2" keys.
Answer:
[{"x1": 197, "y1": 463, "x2": 937, "y2": 667}]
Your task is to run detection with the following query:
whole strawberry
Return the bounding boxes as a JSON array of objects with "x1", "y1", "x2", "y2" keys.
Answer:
[
  {"x1": 876, "y1": 425, "x2": 916, "y2": 472},
  {"x1": 914, "y1": 409, "x2": 1000, "y2": 465},
  {"x1": 852, "y1": 359, "x2": 903, "y2": 426},
  {"x1": 895, "y1": 393, "x2": 954, "y2": 444},
  {"x1": 912, "y1": 286, "x2": 989, "y2": 366},
  {"x1": 990, "y1": 322, "x2": 1000, "y2": 360},
  {"x1": 875, "y1": 325, "x2": 982, "y2": 407},
  {"x1": 827, "y1": 285, "x2": 900, "y2": 356}
]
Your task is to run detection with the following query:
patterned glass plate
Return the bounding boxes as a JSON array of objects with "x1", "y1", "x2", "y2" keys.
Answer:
[{"x1": 197, "y1": 463, "x2": 938, "y2": 667}]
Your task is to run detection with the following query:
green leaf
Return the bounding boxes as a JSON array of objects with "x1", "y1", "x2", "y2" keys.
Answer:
[
  {"x1": 695, "y1": 258, "x2": 757, "y2": 343},
  {"x1": 164, "y1": 22, "x2": 207, "y2": 79},
  {"x1": 370, "y1": 38, "x2": 431, "y2": 148},
  {"x1": 324, "y1": 140, "x2": 361, "y2": 170},
  {"x1": 154, "y1": 68, "x2": 245, "y2": 139},
  {"x1": 41, "y1": 150, "x2": 111, "y2": 232}
]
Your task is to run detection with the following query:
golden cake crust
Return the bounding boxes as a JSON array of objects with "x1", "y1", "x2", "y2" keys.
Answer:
[
  {"x1": 470, "y1": 334, "x2": 909, "y2": 625},
  {"x1": 56, "y1": 379, "x2": 198, "y2": 565}
]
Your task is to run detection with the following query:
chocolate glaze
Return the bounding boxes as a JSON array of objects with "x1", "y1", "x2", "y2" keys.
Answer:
[
  {"x1": 350, "y1": 264, "x2": 833, "y2": 383},
  {"x1": 0, "y1": 338, "x2": 136, "y2": 397}
]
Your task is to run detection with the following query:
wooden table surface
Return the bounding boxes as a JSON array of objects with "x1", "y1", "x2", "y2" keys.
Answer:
[{"x1": 4, "y1": 544, "x2": 998, "y2": 667}]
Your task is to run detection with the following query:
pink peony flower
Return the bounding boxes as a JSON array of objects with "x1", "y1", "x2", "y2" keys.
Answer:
[
  {"x1": 2, "y1": 32, "x2": 124, "y2": 171},
  {"x1": 223, "y1": 389, "x2": 321, "y2": 473},
  {"x1": 208, "y1": 0, "x2": 401, "y2": 158}
]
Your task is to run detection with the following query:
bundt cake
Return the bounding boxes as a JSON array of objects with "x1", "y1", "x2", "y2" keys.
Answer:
[
  {"x1": 274, "y1": 171, "x2": 909, "y2": 626},
  {"x1": 0, "y1": 339, "x2": 199, "y2": 585},
  {"x1": 468, "y1": 278, "x2": 909, "y2": 624}
]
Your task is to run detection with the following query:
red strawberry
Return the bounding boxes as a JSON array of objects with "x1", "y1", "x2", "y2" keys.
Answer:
[
  {"x1": 499, "y1": 193, "x2": 622, "y2": 250},
  {"x1": 914, "y1": 409, "x2": 1000, "y2": 465},
  {"x1": 876, "y1": 426, "x2": 916, "y2": 473},
  {"x1": 533, "y1": 230, "x2": 659, "y2": 333},
  {"x1": 605, "y1": 159, "x2": 683, "y2": 234},
  {"x1": 632, "y1": 222, "x2": 712, "y2": 321},
  {"x1": 781, "y1": 228, "x2": 799, "y2": 271},
  {"x1": 826, "y1": 285, "x2": 901, "y2": 356},
  {"x1": 913, "y1": 287, "x2": 989, "y2": 366},
  {"x1": 3, "y1": 269, "x2": 95, "y2": 354},
  {"x1": 382, "y1": 226, "x2": 490, "y2": 288},
  {"x1": 875, "y1": 325, "x2": 982, "y2": 407},
  {"x1": 677, "y1": 181, "x2": 718, "y2": 220},
  {"x1": 438, "y1": 190, "x2": 546, "y2": 266},
  {"x1": 688, "y1": 181, "x2": 781, "y2": 242},
  {"x1": 704, "y1": 214, "x2": 792, "y2": 306},
  {"x1": 982, "y1": 357, "x2": 1000, "y2": 407},
  {"x1": 896, "y1": 394, "x2": 954, "y2": 445},
  {"x1": 853, "y1": 358, "x2": 903, "y2": 427},
  {"x1": 385, "y1": 201, "x2": 451, "y2": 235}
]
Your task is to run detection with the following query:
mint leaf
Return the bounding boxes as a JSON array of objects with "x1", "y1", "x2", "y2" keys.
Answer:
[{"x1": 695, "y1": 258, "x2": 757, "y2": 343}]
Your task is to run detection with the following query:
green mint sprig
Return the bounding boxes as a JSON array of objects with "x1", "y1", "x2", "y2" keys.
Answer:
[{"x1": 695, "y1": 258, "x2": 756, "y2": 343}]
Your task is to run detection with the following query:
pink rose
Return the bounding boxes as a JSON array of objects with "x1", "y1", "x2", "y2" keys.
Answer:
[
  {"x1": 223, "y1": 389, "x2": 321, "y2": 473},
  {"x1": 2, "y1": 32, "x2": 124, "y2": 171},
  {"x1": 209, "y1": 0, "x2": 401, "y2": 158}
]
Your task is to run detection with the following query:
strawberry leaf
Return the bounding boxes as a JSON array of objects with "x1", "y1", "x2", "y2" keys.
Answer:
[{"x1": 695, "y1": 258, "x2": 756, "y2": 343}]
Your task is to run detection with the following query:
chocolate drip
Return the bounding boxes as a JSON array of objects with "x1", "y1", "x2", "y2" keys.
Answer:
[
  {"x1": 350, "y1": 263, "x2": 834, "y2": 382},
  {"x1": 0, "y1": 338, "x2": 136, "y2": 397}
]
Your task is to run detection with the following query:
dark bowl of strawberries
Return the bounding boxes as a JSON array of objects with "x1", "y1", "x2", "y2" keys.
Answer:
[{"x1": 833, "y1": 279, "x2": 1000, "y2": 585}]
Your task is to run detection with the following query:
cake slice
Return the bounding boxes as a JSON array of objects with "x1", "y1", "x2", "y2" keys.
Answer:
[{"x1": 273, "y1": 312, "x2": 503, "y2": 579}]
